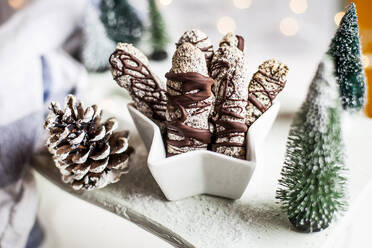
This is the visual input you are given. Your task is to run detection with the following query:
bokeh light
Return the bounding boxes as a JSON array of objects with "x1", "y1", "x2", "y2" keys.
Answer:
[
  {"x1": 289, "y1": 0, "x2": 308, "y2": 14},
  {"x1": 217, "y1": 16, "x2": 237, "y2": 34},
  {"x1": 280, "y1": 17, "x2": 299, "y2": 36},
  {"x1": 233, "y1": 0, "x2": 252, "y2": 9},
  {"x1": 334, "y1": 11, "x2": 345, "y2": 26},
  {"x1": 8, "y1": 0, "x2": 26, "y2": 9},
  {"x1": 362, "y1": 54, "x2": 370, "y2": 68},
  {"x1": 159, "y1": 0, "x2": 172, "y2": 6}
]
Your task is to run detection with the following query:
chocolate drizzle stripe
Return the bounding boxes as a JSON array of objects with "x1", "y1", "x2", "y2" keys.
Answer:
[
  {"x1": 248, "y1": 93, "x2": 266, "y2": 113},
  {"x1": 167, "y1": 122, "x2": 211, "y2": 144},
  {"x1": 211, "y1": 59, "x2": 248, "y2": 150},
  {"x1": 175, "y1": 36, "x2": 213, "y2": 71},
  {"x1": 215, "y1": 120, "x2": 247, "y2": 137},
  {"x1": 219, "y1": 35, "x2": 244, "y2": 52},
  {"x1": 248, "y1": 70, "x2": 287, "y2": 112},
  {"x1": 109, "y1": 50, "x2": 167, "y2": 121},
  {"x1": 165, "y1": 72, "x2": 214, "y2": 146},
  {"x1": 236, "y1": 35, "x2": 244, "y2": 52},
  {"x1": 219, "y1": 106, "x2": 246, "y2": 119},
  {"x1": 176, "y1": 36, "x2": 206, "y2": 46},
  {"x1": 212, "y1": 142, "x2": 246, "y2": 149},
  {"x1": 199, "y1": 45, "x2": 213, "y2": 52},
  {"x1": 176, "y1": 37, "x2": 213, "y2": 52},
  {"x1": 260, "y1": 71, "x2": 287, "y2": 87}
]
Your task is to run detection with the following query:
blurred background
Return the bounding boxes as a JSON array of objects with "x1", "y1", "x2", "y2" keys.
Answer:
[
  {"x1": 1, "y1": 0, "x2": 371, "y2": 247},
  {"x1": 2, "y1": 0, "x2": 371, "y2": 115}
]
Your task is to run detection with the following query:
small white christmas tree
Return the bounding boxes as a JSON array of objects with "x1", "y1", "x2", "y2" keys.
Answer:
[
  {"x1": 276, "y1": 55, "x2": 346, "y2": 232},
  {"x1": 82, "y1": 3, "x2": 116, "y2": 72}
]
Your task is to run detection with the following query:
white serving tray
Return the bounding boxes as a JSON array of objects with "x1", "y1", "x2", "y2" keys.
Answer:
[{"x1": 127, "y1": 102, "x2": 280, "y2": 201}]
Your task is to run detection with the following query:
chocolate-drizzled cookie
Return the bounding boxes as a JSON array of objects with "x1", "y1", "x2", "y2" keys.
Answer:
[
  {"x1": 109, "y1": 43, "x2": 167, "y2": 129},
  {"x1": 219, "y1": 32, "x2": 245, "y2": 52},
  {"x1": 165, "y1": 43, "x2": 214, "y2": 156},
  {"x1": 212, "y1": 32, "x2": 245, "y2": 97},
  {"x1": 176, "y1": 29, "x2": 214, "y2": 69},
  {"x1": 210, "y1": 45, "x2": 249, "y2": 159},
  {"x1": 246, "y1": 59, "x2": 289, "y2": 127}
]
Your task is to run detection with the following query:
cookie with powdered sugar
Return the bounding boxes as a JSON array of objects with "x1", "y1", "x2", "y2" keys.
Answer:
[
  {"x1": 210, "y1": 44, "x2": 249, "y2": 159},
  {"x1": 176, "y1": 29, "x2": 214, "y2": 68},
  {"x1": 165, "y1": 43, "x2": 214, "y2": 156},
  {"x1": 109, "y1": 43, "x2": 168, "y2": 129},
  {"x1": 211, "y1": 33, "x2": 246, "y2": 97},
  {"x1": 219, "y1": 32, "x2": 245, "y2": 52},
  {"x1": 246, "y1": 59, "x2": 289, "y2": 127}
]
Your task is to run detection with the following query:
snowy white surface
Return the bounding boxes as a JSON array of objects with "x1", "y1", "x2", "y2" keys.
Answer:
[{"x1": 33, "y1": 80, "x2": 372, "y2": 247}]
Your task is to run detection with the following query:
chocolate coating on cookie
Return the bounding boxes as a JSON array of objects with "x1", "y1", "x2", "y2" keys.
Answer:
[
  {"x1": 246, "y1": 59, "x2": 289, "y2": 126},
  {"x1": 109, "y1": 43, "x2": 167, "y2": 129},
  {"x1": 210, "y1": 45, "x2": 249, "y2": 159},
  {"x1": 166, "y1": 43, "x2": 214, "y2": 156},
  {"x1": 165, "y1": 72, "x2": 214, "y2": 147}
]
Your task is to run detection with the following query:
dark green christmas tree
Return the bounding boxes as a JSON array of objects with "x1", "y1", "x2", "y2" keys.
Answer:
[
  {"x1": 276, "y1": 55, "x2": 346, "y2": 233},
  {"x1": 100, "y1": 0, "x2": 144, "y2": 44},
  {"x1": 328, "y1": 3, "x2": 366, "y2": 111},
  {"x1": 148, "y1": 0, "x2": 169, "y2": 60}
]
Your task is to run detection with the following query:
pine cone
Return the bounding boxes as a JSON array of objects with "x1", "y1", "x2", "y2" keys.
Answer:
[{"x1": 44, "y1": 95, "x2": 134, "y2": 191}]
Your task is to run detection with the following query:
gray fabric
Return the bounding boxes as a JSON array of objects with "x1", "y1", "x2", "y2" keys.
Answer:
[
  {"x1": 0, "y1": 171, "x2": 39, "y2": 248},
  {"x1": 25, "y1": 220, "x2": 44, "y2": 248},
  {"x1": 0, "y1": 52, "x2": 43, "y2": 248},
  {"x1": 0, "y1": 112, "x2": 42, "y2": 187},
  {"x1": 0, "y1": 55, "x2": 85, "y2": 248},
  {"x1": 0, "y1": 1, "x2": 87, "y2": 247},
  {"x1": 0, "y1": 26, "x2": 86, "y2": 248}
]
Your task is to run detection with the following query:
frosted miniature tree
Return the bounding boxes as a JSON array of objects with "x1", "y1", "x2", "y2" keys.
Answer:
[
  {"x1": 100, "y1": 0, "x2": 144, "y2": 44},
  {"x1": 148, "y1": 0, "x2": 169, "y2": 60},
  {"x1": 276, "y1": 55, "x2": 346, "y2": 233},
  {"x1": 82, "y1": 4, "x2": 116, "y2": 72},
  {"x1": 328, "y1": 3, "x2": 366, "y2": 111}
]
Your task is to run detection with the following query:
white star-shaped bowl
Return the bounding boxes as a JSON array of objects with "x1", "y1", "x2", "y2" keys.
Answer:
[{"x1": 128, "y1": 102, "x2": 280, "y2": 201}]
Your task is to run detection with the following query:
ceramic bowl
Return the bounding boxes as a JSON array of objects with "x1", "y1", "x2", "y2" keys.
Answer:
[{"x1": 127, "y1": 102, "x2": 280, "y2": 201}]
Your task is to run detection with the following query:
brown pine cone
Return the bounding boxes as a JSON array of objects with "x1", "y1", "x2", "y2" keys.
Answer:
[{"x1": 44, "y1": 95, "x2": 134, "y2": 191}]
